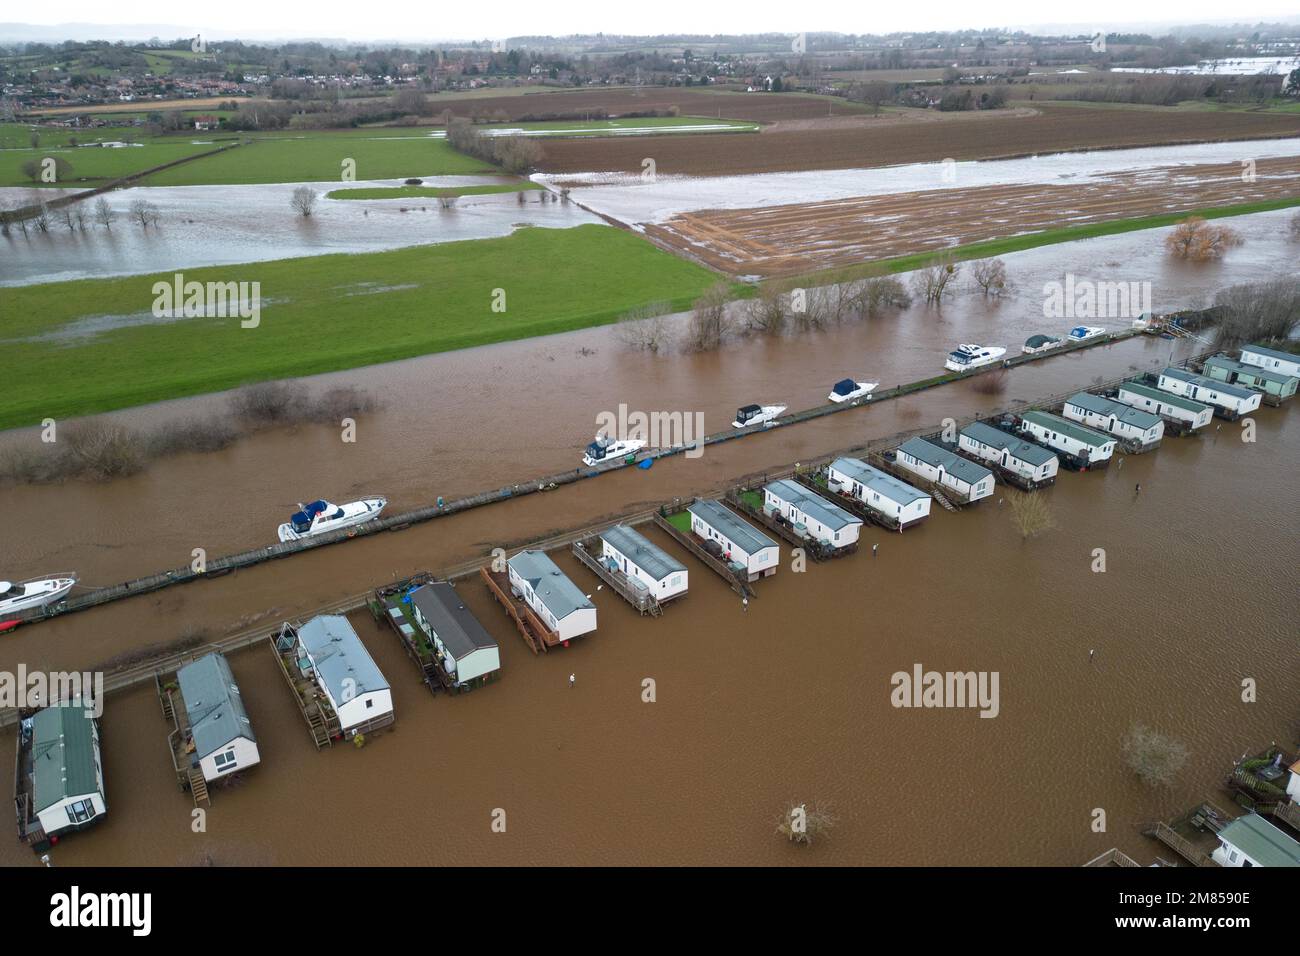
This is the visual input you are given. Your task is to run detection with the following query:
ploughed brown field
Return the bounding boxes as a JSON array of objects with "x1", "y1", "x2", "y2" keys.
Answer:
[
  {"x1": 641, "y1": 157, "x2": 1300, "y2": 277},
  {"x1": 428, "y1": 86, "x2": 870, "y2": 123},
  {"x1": 537, "y1": 104, "x2": 1300, "y2": 176}
]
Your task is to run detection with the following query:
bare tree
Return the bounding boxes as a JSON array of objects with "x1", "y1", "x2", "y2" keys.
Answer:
[
  {"x1": 290, "y1": 186, "x2": 318, "y2": 217},
  {"x1": 58, "y1": 206, "x2": 76, "y2": 232},
  {"x1": 685, "y1": 283, "x2": 735, "y2": 352},
  {"x1": 1165, "y1": 216, "x2": 1243, "y2": 260},
  {"x1": 438, "y1": 194, "x2": 458, "y2": 210},
  {"x1": 128, "y1": 198, "x2": 160, "y2": 228},
  {"x1": 1212, "y1": 278, "x2": 1300, "y2": 349},
  {"x1": 72, "y1": 204, "x2": 87, "y2": 230},
  {"x1": 1006, "y1": 489, "x2": 1056, "y2": 539},
  {"x1": 1122, "y1": 722, "x2": 1190, "y2": 788},
  {"x1": 31, "y1": 203, "x2": 50, "y2": 232},
  {"x1": 775, "y1": 801, "x2": 836, "y2": 847},
  {"x1": 970, "y1": 257, "x2": 1010, "y2": 297},
  {"x1": 1289, "y1": 210, "x2": 1300, "y2": 242},
  {"x1": 743, "y1": 284, "x2": 788, "y2": 335},
  {"x1": 911, "y1": 256, "x2": 961, "y2": 305},
  {"x1": 63, "y1": 420, "x2": 146, "y2": 480},
  {"x1": 615, "y1": 302, "x2": 674, "y2": 353},
  {"x1": 93, "y1": 196, "x2": 115, "y2": 229}
]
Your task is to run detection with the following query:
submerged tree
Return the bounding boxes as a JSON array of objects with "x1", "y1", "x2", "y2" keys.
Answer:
[
  {"x1": 1006, "y1": 489, "x2": 1056, "y2": 539},
  {"x1": 685, "y1": 282, "x2": 734, "y2": 352},
  {"x1": 1122, "y1": 722, "x2": 1190, "y2": 788},
  {"x1": 290, "y1": 186, "x2": 318, "y2": 217},
  {"x1": 911, "y1": 255, "x2": 961, "y2": 306},
  {"x1": 1165, "y1": 216, "x2": 1242, "y2": 261},
  {"x1": 776, "y1": 801, "x2": 836, "y2": 847},
  {"x1": 615, "y1": 301, "x2": 674, "y2": 353},
  {"x1": 970, "y1": 257, "x2": 1010, "y2": 297}
]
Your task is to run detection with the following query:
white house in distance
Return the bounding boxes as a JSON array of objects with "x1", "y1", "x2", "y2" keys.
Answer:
[
  {"x1": 294, "y1": 614, "x2": 394, "y2": 736},
  {"x1": 23, "y1": 703, "x2": 107, "y2": 840},
  {"x1": 1018, "y1": 410, "x2": 1117, "y2": 467},
  {"x1": 827, "y1": 457, "x2": 932, "y2": 529},
  {"x1": 687, "y1": 498, "x2": 779, "y2": 581},
  {"x1": 599, "y1": 524, "x2": 688, "y2": 603},
  {"x1": 895, "y1": 437, "x2": 994, "y2": 503},
  {"x1": 1157, "y1": 367, "x2": 1261, "y2": 419},
  {"x1": 508, "y1": 549, "x2": 597, "y2": 641},
  {"x1": 1115, "y1": 381, "x2": 1214, "y2": 431},
  {"x1": 409, "y1": 582, "x2": 501, "y2": 688},
  {"x1": 762, "y1": 478, "x2": 862, "y2": 550},
  {"x1": 958, "y1": 421, "x2": 1059, "y2": 486},
  {"x1": 176, "y1": 652, "x2": 260, "y2": 783},
  {"x1": 1211, "y1": 813, "x2": 1300, "y2": 867},
  {"x1": 1240, "y1": 343, "x2": 1300, "y2": 380},
  {"x1": 1062, "y1": 392, "x2": 1164, "y2": 451}
]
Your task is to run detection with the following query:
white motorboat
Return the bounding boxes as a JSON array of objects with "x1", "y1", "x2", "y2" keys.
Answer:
[
  {"x1": 0, "y1": 574, "x2": 77, "y2": 616},
  {"x1": 828, "y1": 379, "x2": 879, "y2": 403},
  {"x1": 944, "y1": 344, "x2": 1007, "y2": 372},
  {"x1": 1022, "y1": 334, "x2": 1061, "y2": 355},
  {"x1": 1067, "y1": 325, "x2": 1106, "y2": 342},
  {"x1": 733, "y1": 403, "x2": 787, "y2": 428},
  {"x1": 277, "y1": 497, "x2": 387, "y2": 542},
  {"x1": 582, "y1": 433, "x2": 647, "y2": 467}
]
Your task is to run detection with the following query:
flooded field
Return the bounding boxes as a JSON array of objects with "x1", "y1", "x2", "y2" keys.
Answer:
[
  {"x1": 1, "y1": 209, "x2": 1294, "y2": 585},
  {"x1": 0, "y1": 178, "x2": 598, "y2": 286}
]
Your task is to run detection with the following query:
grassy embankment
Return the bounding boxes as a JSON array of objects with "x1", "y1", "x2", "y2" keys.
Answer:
[
  {"x1": 786, "y1": 196, "x2": 1300, "y2": 290},
  {"x1": 0, "y1": 224, "x2": 730, "y2": 430}
]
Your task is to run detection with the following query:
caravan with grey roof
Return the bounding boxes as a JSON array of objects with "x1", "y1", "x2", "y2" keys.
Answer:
[
  {"x1": 1157, "y1": 367, "x2": 1261, "y2": 419},
  {"x1": 1115, "y1": 381, "x2": 1214, "y2": 431},
  {"x1": 958, "y1": 422, "x2": 1058, "y2": 487},
  {"x1": 599, "y1": 525, "x2": 688, "y2": 603},
  {"x1": 1062, "y1": 392, "x2": 1164, "y2": 452},
  {"x1": 176, "y1": 652, "x2": 260, "y2": 783},
  {"x1": 1239, "y1": 343, "x2": 1300, "y2": 380},
  {"x1": 409, "y1": 582, "x2": 501, "y2": 688},
  {"x1": 687, "y1": 498, "x2": 779, "y2": 581},
  {"x1": 895, "y1": 438, "x2": 994, "y2": 503},
  {"x1": 762, "y1": 479, "x2": 862, "y2": 550},
  {"x1": 293, "y1": 614, "x2": 394, "y2": 736},
  {"x1": 827, "y1": 457, "x2": 931, "y2": 529},
  {"x1": 508, "y1": 550, "x2": 597, "y2": 641}
]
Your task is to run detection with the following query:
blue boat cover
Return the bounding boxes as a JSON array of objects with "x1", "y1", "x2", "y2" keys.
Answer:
[{"x1": 832, "y1": 378, "x2": 856, "y2": 395}]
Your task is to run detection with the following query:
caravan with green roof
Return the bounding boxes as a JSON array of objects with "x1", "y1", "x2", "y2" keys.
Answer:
[
  {"x1": 15, "y1": 703, "x2": 106, "y2": 845},
  {"x1": 1018, "y1": 411, "x2": 1116, "y2": 469},
  {"x1": 1203, "y1": 354, "x2": 1297, "y2": 405},
  {"x1": 1115, "y1": 381, "x2": 1214, "y2": 432}
]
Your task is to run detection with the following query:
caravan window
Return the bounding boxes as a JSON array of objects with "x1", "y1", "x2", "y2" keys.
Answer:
[
  {"x1": 215, "y1": 750, "x2": 239, "y2": 773},
  {"x1": 66, "y1": 799, "x2": 97, "y2": 824}
]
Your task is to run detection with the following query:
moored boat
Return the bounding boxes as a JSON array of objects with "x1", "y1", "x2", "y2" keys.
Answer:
[
  {"x1": 0, "y1": 574, "x2": 77, "y2": 617},
  {"x1": 582, "y1": 433, "x2": 647, "y2": 467},
  {"x1": 732, "y1": 403, "x2": 787, "y2": 428},
  {"x1": 828, "y1": 379, "x2": 878, "y2": 403},
  {"x1": 1067, "y1": 325, "x2": 1106, "y2": 343},
  {"x1": 277, "y1": 497, "x2": 387, "y2": 542},
  {"x1": 1022, "y1": 334, "x2": 1061, "y2": 355},
  {"x1": 944, "y1": 344, "x2": 1006, "y2": 372}
]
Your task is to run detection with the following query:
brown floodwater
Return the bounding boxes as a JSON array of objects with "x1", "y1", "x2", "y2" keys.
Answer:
[{"x1": 0, "y1": 214, "x2": 1296, "y2": 867}]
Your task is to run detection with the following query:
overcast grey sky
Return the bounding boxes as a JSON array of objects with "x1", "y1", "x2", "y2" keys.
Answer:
[{"x1": 9, "y1": 1, "x2": 1300, "y2": 43}]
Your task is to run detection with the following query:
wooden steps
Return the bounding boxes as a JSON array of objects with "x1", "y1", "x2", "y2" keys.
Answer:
[
  {"x1": 187, "y1": 768, "x2": 210, "y2": 807},
  {"x1": 1142, "y1": 822, "x2": 1218, "y2": 867}
]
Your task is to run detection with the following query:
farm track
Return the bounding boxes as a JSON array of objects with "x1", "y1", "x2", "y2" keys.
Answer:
[
  {"x1": 538, "y1": 104, "x2": 1300, "y2": 176},
  {"x1": 642, "y1": 157, "x2": 1300, "y2": 277}
]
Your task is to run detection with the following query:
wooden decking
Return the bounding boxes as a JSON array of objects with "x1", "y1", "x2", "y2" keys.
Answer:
[
  {"x1": 722, "y1": 489, "x2": 856, "y2": 561},
  {"x1": 479, "y1": 567, "x2": 558, "y2": 654},
  {"x1": 868, "y1": 453, "x2": 961, "y2": 511},
  {"x1": 1143, "y1": 822, "x2": 1219, "y2": 867},
  {"x1": 154, "y1": 670, "x2": 210, "y2": 806},
  {"x1": 1082, "y1": 847, "x2": 1141, "y2": 867},
  {"x1": 794, "y1": 471, "x2": 905, "y2": 531},
  {"x1": 270, "y1": 626, "x2": 341, "y2": 749},
  {"x1": 369, "y1": 572, "x2": 453, "y2": 694},
  {"x1": 570, "y1": 539, "x2": 663, "y2": 616}
]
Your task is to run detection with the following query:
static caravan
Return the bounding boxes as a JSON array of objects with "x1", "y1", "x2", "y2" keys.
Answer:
[
  {"x1": 1287, "y1": 758, "x2": 1300, "y2": 806},
  {"x1": 409, "y1": 582, "x2": 501, "y2": 688},
  {"x1": 1211, "y1": 813, "x2": 1300, "y2": 868},
  {"x1": 895, "y1": 437, "x2": 994, "y2": 503},
  {"x1": 762, "y1": 478, "x2": 862, "y2": 550},
  {"x1": 687, "y1": 498, "x2": 779, "y2": 581},
  {"x1": 1157, "y1": 367, "x2": 1261, "y2": 419},
  {"x1": 1203, "y1": 354, "x2": 1297, "y2": 405},
  {"x1": 827, "y1": 457, "x2": 931, "y2": 529},
  {"x1": 295, "y1": 614, "x2": 394, "y2": 736},
  {"x1": 600, "y1": 524, "x2": 688, "y2": 603},
  {"x1": 18, "y1": 704, "x2": 106, "y2": 842},
  {"x1": 176, "y1": 652, "x2": 260, "y2": 783},
  {"x1": 1239, "y1": 343, "x2": 1300, "y2": 380},
  {"x1": 508, "y1": 549, "x2": 597, "y2": 641},
  {"x1": 1062, "y1": 392, "x2": 1164, "y2": 451},
  {"x1": 1115, "y1": 381, "x2": 1214, "y2": 432},
  {"x1": 1018, "y1": 411, "x2": 1116, "y2": 468},
  {"x1": 958, "y1": 421, "x2": 1058, "y2": 486}
]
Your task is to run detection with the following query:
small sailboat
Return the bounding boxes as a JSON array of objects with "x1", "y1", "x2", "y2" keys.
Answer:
[
  {"x1": 277, "y1": 497, "x2": 387, "y2": 542},
  {"x1": 944, "y1": 344, "x2": 1006, "y2": 372},
  {"x1": 0, "y1": 574, "x2": 77, "y2": 617},
  {"x1": 733, "y1": 403, "x2": 786, "y2": 428},
  {"x1": 1067, "y1": 325, "x2": 1106, "y2": 342},
  {"x1": 828, "y1": 379, "x2": 878, "y2": 403},
  {"x1": 582, "y1": 433, "x2": 646, "y2": 467}
]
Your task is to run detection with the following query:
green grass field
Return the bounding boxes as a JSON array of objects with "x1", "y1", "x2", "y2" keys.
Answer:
[
  {"x1": 0, "y1": 224, "x2": 727, "y2": 429},
  {"x1": 0, "y1": 136, "x2": 224, "y2": 187},
  {"x1": 142, "y1": 133, "x2": 491, "y2": 185},
  {"x1": 325, "y1": 181, "x2": 541, "y2": 200}
]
